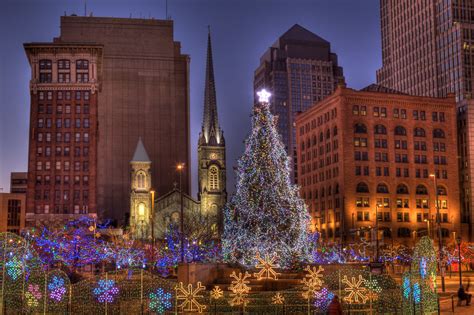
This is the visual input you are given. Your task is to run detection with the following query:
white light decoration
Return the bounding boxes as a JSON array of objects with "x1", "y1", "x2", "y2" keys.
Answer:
[{"x1": 257, "y1": 89, "x2": 271, "y2": 103}]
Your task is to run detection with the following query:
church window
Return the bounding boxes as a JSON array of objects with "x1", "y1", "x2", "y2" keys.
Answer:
[
  {"x1": 137, "y1": 172, "x2": 146, "y2": 189},
  {"x1": 209, "y1": 165, "x2": 219, "y2": 190},
  {"x1": 138, "y1": 202, "x2": 145, "y2": 217}
]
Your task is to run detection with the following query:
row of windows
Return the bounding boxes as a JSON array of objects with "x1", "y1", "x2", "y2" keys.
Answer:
[
  {"x1": 37, "y1": 146, "x2": 89, "y2": 157},
  {"x1": 38, "y1": 118, "x2": 90, "y2": 128},
  {"x1": 355, "y1": 166, "x2": 448, "y2": 179},
  {"x1": 35, "y1": 175, "x2": 89, "y2": 186},
  {"x1": 356, "y1": 138, "x2": 446, "y2": 152},
  {"x1": 354, "y1": 123, "x2": 446, "y2": 138},
  {"x1": 355, "y1": 211, "x2": 450, "y2": 223},
  {"x1": 352, "y1": 105, "x2": 446, "y2": 121},
  {"x1": 34, "y1": 204, "x2": 89, "y2": 215},
  {"x1": 355, "y1": 197, "x2": 448, "y2": 209},
  {"x1": 35, "y1": 189, "x2": 89, "y2": 201},
  {"x1": 38, "y1": 104, "x2": 90, "y2": 115},
  {"x1": 37, "y1": 132, "x2": 90, "y2": 143},
  {"x1": 300, "y1": 127, "x2": 338, "y2": 150},
  {"x1": 39, "y1": 73, "x2": 89, "y2": 83},
  {"x1": 39, "y1": 59, "x2": 89, "y2": 70},
  {"x1": 300, "y1": 108, "x2": 338, "y2": 135},
  {"x1": 355, "y1": 182, "x2": 447, "y2": 195},
  {"x1": 36, "y1": 161, "x2": 89, "y2": 172},
  {"x1": 38, "y1": 90, "x2": 90, "y2": 101},
  {"x1": 354, "y1": 151, "x2": 447, "y2": 164}
]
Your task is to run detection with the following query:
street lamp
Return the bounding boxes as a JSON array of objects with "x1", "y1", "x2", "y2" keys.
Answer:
[
  {"x1": 150, "y1": 189, "x2": 155, "y2": 246},
  {"x1": 430, "y1": 173, "x2": 445, "y2": 292},
  {"x1": 456, "y1": 235, "x2": 463, "y2": 288},
  {"x1": 423, "y1": 218, "x2": 431, "y2": 238},
  {"x1": 177, "y1": 163, "x2": 185, "y2": 263},
  {"x1": 374, "y1": 203, "x2": 381, "y2": 262}
]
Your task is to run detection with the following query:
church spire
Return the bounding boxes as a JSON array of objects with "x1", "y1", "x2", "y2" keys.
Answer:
[{"x1": 200, "y1": 26, "x2": 224, "y2": 146}]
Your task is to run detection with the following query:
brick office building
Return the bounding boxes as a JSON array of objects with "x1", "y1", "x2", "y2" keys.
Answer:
[
  {"x1": 24, "y1": 43, "x2": 102, "y2": 224},
  {"x1": 295, "y1": 84, "x2": 461, "y2": 246},
  {"x1": 24, "y1": 16, "x2": 191, "y2": 225}
]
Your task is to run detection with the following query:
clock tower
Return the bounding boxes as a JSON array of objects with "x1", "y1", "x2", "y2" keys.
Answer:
[{"x1": 198, "y1": 28, "x2": 227, "y2": 228}]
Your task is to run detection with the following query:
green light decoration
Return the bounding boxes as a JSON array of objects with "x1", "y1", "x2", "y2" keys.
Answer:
[
  {"x1": 222, "y1": 92, "x2": 313, "y2": 267},
  {"x1": 402, "y1": 236, "x2": 439, "y2": 314}
]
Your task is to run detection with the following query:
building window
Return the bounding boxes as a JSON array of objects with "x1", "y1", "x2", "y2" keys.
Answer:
[
  {"x1": 376, "y1": 183, "x2": 389, "y2": 193},
  {"x1": 414, "y1": 128, "x2": 426, "y2": 137},
  {"x1": 394, "y1": 126, "x2": 407, "y2": 136},
  {"x1": 374, "y1": 124, "x2": 387, "y2": 134},
  {"x1": 354, "y1": 123, "x2": 367, "y2": 134},
  {"x1": 416, "y1": 184, "x2": 428, "y2": 195},
  {"x1": 396, "y1": 184, "x2": 409, "y2": 194},
  {"x1": 76, "y1": 59, "x2": 89, "y2": 70},
  {"x1": 209, "y1": 165, "x2": 219, "y2": 190},
  {"x1": 7, "y1": 199, "x2": 21, "y2": 227},
  {"x1": 356, "y1": 182, "x2": 369, "y2": 193},
  {"x1": 433, "y1": 129, "x2": 445, "y2": 138}
]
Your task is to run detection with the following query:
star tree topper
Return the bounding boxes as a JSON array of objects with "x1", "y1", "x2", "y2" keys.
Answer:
[{"x1": 257, "y1": 89, "x2": 271, "y2": 103}]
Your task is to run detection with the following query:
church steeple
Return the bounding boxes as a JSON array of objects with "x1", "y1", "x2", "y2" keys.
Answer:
[{"x1": 200, "y1": 27, "x2": 224, "y2": 146}]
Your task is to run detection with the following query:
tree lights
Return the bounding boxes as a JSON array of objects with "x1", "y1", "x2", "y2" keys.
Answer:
[{"x1": 223, "y1": 90, "x2": 312, "y2": 267}]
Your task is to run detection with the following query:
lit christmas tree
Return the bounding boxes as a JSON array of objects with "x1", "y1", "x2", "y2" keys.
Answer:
[{"x1": 223, "y1": 89, "x2": 312, "y2": 267}]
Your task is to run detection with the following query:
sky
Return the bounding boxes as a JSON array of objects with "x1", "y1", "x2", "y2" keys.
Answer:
[{"x1": 0, "y1": 0, "x2": 381, "y2": 196}]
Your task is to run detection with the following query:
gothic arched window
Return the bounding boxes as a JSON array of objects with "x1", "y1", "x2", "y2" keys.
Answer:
[
  {"x1": 209, "y1": 165, "x2": 219, "y2": 190},
  {"x1": 137, "y1": 172, "x2": 146, "y2": 189}
]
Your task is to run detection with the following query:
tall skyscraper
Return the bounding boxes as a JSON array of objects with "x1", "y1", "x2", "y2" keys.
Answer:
[
  {"x1": 198, "y1": 29, "x2": 227, "y2": 224},
  {"x1": 24, "y1": 15, "x2": 190, "y2": 225},
  {"x1": 376, "y1": 0, "x2": 474, "y2": 239},
  {"x1": 254, "y1": 24, "x2": 344, "y2": 182}
]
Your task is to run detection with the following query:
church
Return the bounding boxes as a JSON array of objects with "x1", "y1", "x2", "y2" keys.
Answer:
[{"x1": 129, "y1": 30, "x2": 227, "y2": 240}]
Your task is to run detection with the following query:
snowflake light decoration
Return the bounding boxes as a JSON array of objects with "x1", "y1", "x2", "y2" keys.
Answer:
[
  {"x1": 6, "y1": 256, "x2": 23, "y2": 281},
  {"x1": 175, "y1": 282, "x2": 206, "y2": 313},
  {"x1": 272, "y1": 292, "x2": 285, "y2": 305},
  {"x1": 365, "y1": 278, "x2": 382, "y2": 302},
  {"x1": 149, "y1": 288, "x2": 172, "y2": 314},
  {"x1": 25, "y1": 284, "x2": 42, "y2": 307},
  {"x1": 210, "y1": 286, "x2": 223, "y2": 300},
  {"x1": 253, "y1": 253, "x2": 280, "y2": 280},
  {"x1": 228, "y1": 271, "x2": 251, "y2": 306},
  {"x1": 93, "y1": 279, "x2": 120, "y2": 303},
  {"x1": 342, "y1": 275, "x2": 368, "y2": 304},
  {"x1": 314, "y1": 287, "x2": 334, "y2": 311},
  {"x1": 48, "y1": 276, "x2": 67, "y2": 302},
  {"x1": 301, "y1": 265, "x2": 324, "y2": 299}
]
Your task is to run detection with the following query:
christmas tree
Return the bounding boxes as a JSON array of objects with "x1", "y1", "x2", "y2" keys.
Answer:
[{"x1": 222, "y1": 89, "x2": 312, "y2": 268}]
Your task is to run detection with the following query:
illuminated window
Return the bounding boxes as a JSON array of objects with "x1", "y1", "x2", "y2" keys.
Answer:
[
  {"x1": 138, "y1": 203, "x2": 145, "y2": 217},
  {"x1": 209, "y1": 165, "x2": 219, "y2": 190}
]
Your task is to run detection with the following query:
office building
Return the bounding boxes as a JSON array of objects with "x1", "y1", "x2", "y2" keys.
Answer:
[{"x1": 10, "y1": 172, "x2": 27, "y2": 194}]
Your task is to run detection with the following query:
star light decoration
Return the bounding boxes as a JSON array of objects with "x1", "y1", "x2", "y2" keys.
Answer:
[
  {"x1": 48, "y1": 276, "x2": 67, "y2": 302},
  {"x1": 253, "y1": 253, "x2": 280, "y2": 280},
  {"x1": 272, "y1": 292, "x2": 285, "y2": 305},
  {"x1": 257, "y1": 89, "x2": 271, "y2": 103},
  {"x1": 175, "y1": 282, "x2": 206, "y2": 313},
  {"x1": 25, "y1": 284, "x2": 42, "y2": 307},
  {"x1": 301, "y1": 265, "x2": 324, "y2": 299},
  {"x1": 149, "y1": 288, "x2": 173, "y2": 314},
  {"x1": 342, "y1": 275, "x2": 369, "y2": 304},
  {"x1": 210, "y1": 286, "x2": 224, "y2": 300},
  {"x1": 5, "y1": 256, "x2": 23, "y2": 281},
  {"x1": 93, "y1": 279, "x2": 120, "y2": 303},
  {"x1": 228, "y1": 271, "x2": 251, "y2": 306}
]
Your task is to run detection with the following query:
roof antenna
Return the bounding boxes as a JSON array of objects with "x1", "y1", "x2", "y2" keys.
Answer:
[
  {"x1": 165, "y1": 0, "x2": 168, "y2": 19},
  {"x1": 84, "y1": 0, "x2": 87, "y2": 16}
]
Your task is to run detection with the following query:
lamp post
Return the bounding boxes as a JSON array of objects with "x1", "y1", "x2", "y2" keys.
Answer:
[
  {"x1": 456, "y1": 235, "x2": 462, "y2": 288},
  {"x1": 430, "y1": 173, "x2": 445, "y2": 292},
  {"x1": 150, "y1": 189, "x2": 155, "y2": 250},
  {"x1": 177, "y1": 163, "x2": 185, "y2": 263},
  {"x1": 424, "y1": 218, "x2": 431, "y2": 238},
  {"x1": 374, "y1": 203, "x2": 381, "y2": 262}
]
